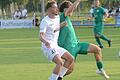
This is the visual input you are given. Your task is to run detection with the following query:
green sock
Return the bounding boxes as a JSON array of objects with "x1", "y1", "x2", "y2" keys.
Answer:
[
  {"x1": 95, "y1": 37, "x2": 103, "y2": 47},
  {"x1": 100, "y1": 35, "x2": 109, "y2": 42},
  {"x1": 96, "y1": 61, "x2": 103, "y2": 70}
]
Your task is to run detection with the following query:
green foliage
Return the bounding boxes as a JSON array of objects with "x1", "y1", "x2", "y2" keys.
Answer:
[{"x1": 0, "y1": 0, "x2": 11, "y2": 9}]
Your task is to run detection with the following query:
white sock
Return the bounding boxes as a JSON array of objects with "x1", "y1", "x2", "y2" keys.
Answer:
[
  {"x1": 49, "y1": 73, "x2": 59, "y2": 80},
  {"x1": 59, "y1": 66, "x2": 68, "y2": 78}
]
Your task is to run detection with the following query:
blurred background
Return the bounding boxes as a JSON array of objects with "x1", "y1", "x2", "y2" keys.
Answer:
[
  {"x1": 0, "y1": 1, "x2": 120, "y2": 80},
  {"x1": 0, "y1": 0, "x2": 120, "y2": 20}
]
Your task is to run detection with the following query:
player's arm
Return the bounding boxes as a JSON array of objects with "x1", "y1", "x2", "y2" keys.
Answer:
[
  {"x1": 60, "y1": 21, "x2": 68, "y2": 28},
  {"x1": 39, "y1": 20, "x2": 50, "y2": 48},
  {"x1": 88, "y1": 13, "x2": 94, "y2": 20},
  {"x1": 88, "y1": 9, "x2": 94, "y2": 20},
  {"x1": 39, "y1": 32, "x2": 50, "y2": 48},
  {"x1": 64, "y1": 0, "x2": 81, "y2": 17},
  {"x1": 102, "y1": 8, "x2": 109, "y2": 21},
  {"x1": 104, "y1": 11, "x2": 109, "y2": 19}
]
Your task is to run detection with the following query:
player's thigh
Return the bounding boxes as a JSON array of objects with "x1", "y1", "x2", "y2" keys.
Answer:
[
  {"x1": 42, "y1": 44, "x2": 65, "y2": 61},
  {"x1": 57, "y1": 47, "x2": 74, "y2": 61},
  {"x1": 78, "y1": 42, "x2": 89, "y2": 55},
  {"x1": 52, "y1": 54, "x2": 63, "y2": 65},
  {"x1": 87, "y1": 43, "x2": 101, "y2": 53}
]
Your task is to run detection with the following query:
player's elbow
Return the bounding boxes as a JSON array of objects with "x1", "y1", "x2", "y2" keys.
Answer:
[{"x1": 39, "y1": 33, "x2": 43, "y2": 41}]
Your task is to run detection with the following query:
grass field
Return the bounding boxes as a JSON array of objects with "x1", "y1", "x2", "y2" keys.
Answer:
[{"x1": 0, "y1": 27, "x2": 120, "y2": 80}]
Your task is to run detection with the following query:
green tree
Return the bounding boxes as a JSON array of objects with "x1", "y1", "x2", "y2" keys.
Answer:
[{"x1": 0, "y1": 0, "x2": 12, "y2": 19}]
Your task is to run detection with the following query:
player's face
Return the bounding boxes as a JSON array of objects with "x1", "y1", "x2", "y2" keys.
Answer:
[
  {"x1": 95, "y1": 0, "x2": 100, "y2": 7},
  {"x1": 68, "y1": 1, "x2": 73, "y2": 8},
  {"x1": 50, "y1": 3, "x2": 59, "y2": 15}
]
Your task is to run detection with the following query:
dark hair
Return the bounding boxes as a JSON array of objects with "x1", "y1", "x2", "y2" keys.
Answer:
[
  {"x1": 59, "y1": 1, "x2": 70, "y2": 12},
  {"x1": 46, "y1": 1, "x2": 56, "y2": 10}
]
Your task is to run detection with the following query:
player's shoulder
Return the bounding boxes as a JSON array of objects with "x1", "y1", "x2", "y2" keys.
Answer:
[
  {"x1": 99, "y1": 7, "x2": 105, "y2": 10},
  {"x1": 40, "y1": 16, "x2": 49, "y2": 26},
  {"x1": 41, "y1": 16, "x2": 49, "y2": 22},
  {"x1": 60, "y1": 12, "x2": 66, "y2": 17},
  {"x1": 55, "y1": 15, "x2": 60, "y2": 20}
]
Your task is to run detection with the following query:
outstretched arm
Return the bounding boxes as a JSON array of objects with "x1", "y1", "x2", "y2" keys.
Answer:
[{"x1": 65, "y1": 0, "x2": 81, "y2": 17}]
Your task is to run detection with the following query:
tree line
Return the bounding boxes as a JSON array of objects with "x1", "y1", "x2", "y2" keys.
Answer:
[{"x1": 0, "y1": 0, "x2": 120, "y2": 19}]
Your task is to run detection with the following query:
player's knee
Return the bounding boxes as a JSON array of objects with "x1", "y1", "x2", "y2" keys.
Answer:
[
  {"x1": 95, "y1": 34, "x2": 101, "y2": 38},
  {"x1": 65, "y1": 52, "x2": 74, "y2": 63},
  {"x1": 57, "y1": 61, "x2": 63, "y2": 67},
  {"x1": 95, "y1": 46, "x2": 101, "y2": 54}
]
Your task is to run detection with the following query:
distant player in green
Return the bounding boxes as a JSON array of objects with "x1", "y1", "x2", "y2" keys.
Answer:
[
  {"x1": 91, "y1": 0, "x2": 111, "y2": 48},
  {"x1": 57, "y1": 0, "x2": 110, "y2": 80}
]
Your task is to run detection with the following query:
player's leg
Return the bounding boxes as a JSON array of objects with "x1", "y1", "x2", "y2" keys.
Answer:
[
  {"x1": 57, "y1": 47, "x2": 74, "y2": 80},
  {"x1": 96, "y1": 23, "x2": 112, "y2": 47},
  {"x1": 49, "y1": 54, "x2": 64, "y2": 80},
  {"x1": 94, "y1": 23, "x2": 104, "y2": 48},
  {"x1": 42, "y1": 47, "x2": 64, "y2": 80},
  {"x1": 100, "y1": 34, "x2": 112, "y2": 47},
  {"x1": 87, "y1": 44, "x2": 103, "y2": 69},
  {"x1": 45, "y1": 44, "x2": 73, "y2": 80},
  {"x1": 57, "y1": 52, "x2": 74, "y2": 80},
  {"x1": 95, "y1": 33, "x2": 104, "y2": 48},
  {"x1": 65, "y1": 42, "x2": 90, "y2": 76},
  {"x1": 58, "y1": 61, "x2": 74, "y2": 80},
  {"x1": 88, "y1": 43, "x2": 110, "y2": 79},
  {"x1": 64, "y1": 61, "x2": 74, "y2": 76}
]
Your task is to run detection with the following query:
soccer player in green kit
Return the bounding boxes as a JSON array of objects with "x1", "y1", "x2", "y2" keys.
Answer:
[
  {"x1": 57, "y1": 0, "x2": 110, "y2": 80},
  {"x1": 91, "y1": 0, "x2": 111, "y2": 48}
]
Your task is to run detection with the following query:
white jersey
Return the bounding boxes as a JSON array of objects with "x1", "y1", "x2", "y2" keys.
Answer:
[
  {"x1": 14, "y1": 11, "x2": 21, "y2": 19},
  {"x1": 90, "y1": 8, "x2": 94, "y2": 14},
  {"x1": 22, "y1": 9, "x2": 28, "y2": 17},
  {"x1": 40, "y1": 15, "x2": 71, "y2": 61},
  {"x1": 40, "y1": 15, "x2": 60, "y2": 45}
]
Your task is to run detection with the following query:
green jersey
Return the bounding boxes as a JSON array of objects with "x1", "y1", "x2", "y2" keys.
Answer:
[
  {"x1": 92, "y1": 7, "x2": 106, "y2": 34},
  {"x1": 58, "y1": 12, "x2": 89, "y2": 58},
  {"x1": 92, "y1": 7, "x2": 106, "y2": 23},
  {"x1": 58, "y1": 12, "x2": 79, "y2": 57}
]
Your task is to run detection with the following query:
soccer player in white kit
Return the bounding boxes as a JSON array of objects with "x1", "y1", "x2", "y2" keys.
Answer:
[{"x1": 39, "y1": 1, "x2": 74, "y2": 80}]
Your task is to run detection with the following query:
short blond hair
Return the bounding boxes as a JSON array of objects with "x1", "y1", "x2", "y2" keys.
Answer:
[{"x1": 46, "y1": 0, "x2": 56, "y2": 10}]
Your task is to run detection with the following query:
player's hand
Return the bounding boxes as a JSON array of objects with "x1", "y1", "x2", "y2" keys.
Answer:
[
  {"x1": 45, "y1": 42, "x2": 51, "y2": 48},
  {"x1": 88, "y1": 15, "x2": 93, "y2": 20},
  {"x1": 103, "y1": 18, "x2": 107, "y2": 23},
  {"x1": 60, "y1": 21, "x2": 68, "y2": 28}
]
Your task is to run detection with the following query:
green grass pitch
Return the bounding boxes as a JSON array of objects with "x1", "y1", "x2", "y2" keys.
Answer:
[{"x1": 0, "y1": 27, "x2": 120, "y2": 80}]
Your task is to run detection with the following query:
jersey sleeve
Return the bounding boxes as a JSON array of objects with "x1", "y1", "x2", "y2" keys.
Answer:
[
  {"x1": 101, "y1": 7, "x2": 106, "y2": 15},
  {"x1": 58, "y1": 27, "x2": 68, "y2": 47},
  {"x1": 40, "y1": 19, "x2": 47, "y2": 33},
  {"x1": 91, "y1": 9, "x2": 94, "y2": 17}
]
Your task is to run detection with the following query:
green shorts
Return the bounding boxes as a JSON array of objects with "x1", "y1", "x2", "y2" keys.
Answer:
[
  {"x1": 94, "y1": 22, "x2": 104, "y2": 35},
  {"x1": 71, "y1": 42, "x2": 90, "y2": 58}
]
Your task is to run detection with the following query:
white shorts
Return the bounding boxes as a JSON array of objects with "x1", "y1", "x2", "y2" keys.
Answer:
[{"x1": 41, "y1": 43, "x2": 68, "y2": 61}]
